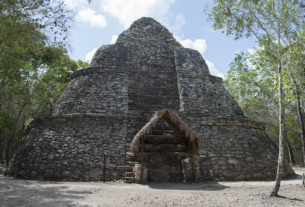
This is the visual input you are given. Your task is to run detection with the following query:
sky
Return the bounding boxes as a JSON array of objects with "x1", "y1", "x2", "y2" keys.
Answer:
[{"x1": 65, "y1": 0, "x2": 257, "y2": 78}]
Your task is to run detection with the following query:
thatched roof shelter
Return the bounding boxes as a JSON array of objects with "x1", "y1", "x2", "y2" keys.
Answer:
[{"x1": 130, "y1": 109, "x2": 202, "y2": 153}]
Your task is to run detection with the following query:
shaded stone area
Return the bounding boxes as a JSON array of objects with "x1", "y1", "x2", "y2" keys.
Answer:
[
  {"x1": 7, "y1": 17, "x2": 294, "y2": 182},
  {"x1": 53, "y1": 73, "x2": 128, "y2": 116},
  {"x1": 8, "y1": 115, "x2": 127, "y2": 181},
  {"x1": 193, "y1": 121, "x2": 292, "y2": 181}
]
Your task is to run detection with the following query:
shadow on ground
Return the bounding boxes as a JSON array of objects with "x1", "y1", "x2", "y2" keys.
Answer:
[
  {"x1": 275, "y1": 195, "x2": 304, "y2": 202},
  {"x1": 0, "y1": 174, "x2": 90, "y2": 207},
  {"x1": 0, "y1": 164, "x2": 6, "y2": 174},
  {"x1": 147, "y1": 182, "x2": 229, "y2": 191}
]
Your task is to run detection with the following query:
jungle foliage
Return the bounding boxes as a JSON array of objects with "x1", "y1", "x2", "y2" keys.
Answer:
[
  {"x1": 208, "y1": 0, "x2": 305, "y2": 195},
  {"x1": 0, "y1": 0, "x2": 89, "y2": 165}
]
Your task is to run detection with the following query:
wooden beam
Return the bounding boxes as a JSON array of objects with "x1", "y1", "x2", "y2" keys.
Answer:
[
  {"x1": 192, "y1": 142, "x2": 196, "y2": 181},
  {"x1": 143, "y1": 135, "x2": 187, "y2": 139},
  {"x1": 143, "y1": 135, "x2": 186, "y2": 144},
  {"x1": 143, "y1": 143, "x2": 186, "y2": 152}
]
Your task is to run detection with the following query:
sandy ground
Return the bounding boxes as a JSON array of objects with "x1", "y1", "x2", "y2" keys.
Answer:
[{"x1": 1, "y1": 166, "x2": 305, "y2": 207}]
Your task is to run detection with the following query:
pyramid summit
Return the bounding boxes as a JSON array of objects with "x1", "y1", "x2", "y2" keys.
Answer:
[{"x1": 7, "y1": 17, "x2": 294, "y2": 182}]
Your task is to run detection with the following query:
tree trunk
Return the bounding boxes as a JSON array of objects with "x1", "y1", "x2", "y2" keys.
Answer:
[
  {"x1": 271, "y1": 28, "x2": 285, "y2": 196},
  {"x1": 296, "y1": 98, "x2": 305, "y2": 167},
  {"x1": 284, "y1": 132, "x2": 295, "y2": 166},
  {"x1": 271, "y1": 63, "x2": 285, "y2": 196},
  {"x1": 283, "y1": 122, "x2": 295, "y2": 166},
  {"x1": 4, "y1": 133, "x2": 11, "y2": 167},
  {"x1": 286, "y1": 66, "x2": 305, "y2": 167}
]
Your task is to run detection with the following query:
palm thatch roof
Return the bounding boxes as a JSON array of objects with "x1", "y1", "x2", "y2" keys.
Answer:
[{"x1": 130, "y1": 109, "x2": 202, "y2": 153}]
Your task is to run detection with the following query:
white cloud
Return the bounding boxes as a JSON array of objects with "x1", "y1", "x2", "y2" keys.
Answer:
[
  {"x1": 64, "y1": 0, "x2": 87, "y2": 10},
  {"x1": 76, "y1": 8, "x2": 107, "y2": 28},
  {"x1": 206, "y1": 59, "x2": 224, "y2": 78},
  {"x1": 173, "y1": 14, "x2": 186, "y2": 32},
  {"x1": 175, "y1": 36, "x2": 207, "y2": 54},
  {"x1": 247, "y1": 48, "x2": 256, "y2": 55},
  {"x1": 175, "y1": 36, "x2": 223, "y2": 78},
  {"x1": 85, "y1": 48, "x2": 98, "y2": 63},
  {"x1": 100, "y1": 0, "x2": 175, "y2": 28},
  {"x1": 110, "y1": 35, "x2": 118, "y2": 44}
]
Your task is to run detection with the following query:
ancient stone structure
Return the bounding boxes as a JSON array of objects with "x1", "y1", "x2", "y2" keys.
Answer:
[{"x1": 7, "y1": 17, "x2": 294, "y2": 182}]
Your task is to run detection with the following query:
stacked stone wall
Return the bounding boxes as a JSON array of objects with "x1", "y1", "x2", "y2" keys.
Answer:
[
  {"x1": 8, "y1": 58, "x2": 130, "y2": 180},
  {"x1": 184, "y1": 117, "x2": 295, "y2": 181},
  {"x1": 53, "y1": 72, "x2": 128, "y2": 116},
  {"x1": 8, "y1": 115, "x2": 127, "y2": 181},
  {"x1": 174, "y1": 48, "x2": 243, "y2": 117}
]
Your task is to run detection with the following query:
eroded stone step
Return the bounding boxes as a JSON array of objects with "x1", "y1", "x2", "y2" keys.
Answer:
[
  {"x1": 124, "y1": 176, "x2": 135, "y2": 183},
  {"x1": 125, "y1": 172, "x2": 134, "y2": 177},
  {"x1": 124, "y1": 165, "x2": 133, "y2": 171},
  {"x1": 126, "y1": 152, "x2": 136, "y2": 161},
  {"x1": 126, "y1": 161, "x2": 140, "y2": 166}
]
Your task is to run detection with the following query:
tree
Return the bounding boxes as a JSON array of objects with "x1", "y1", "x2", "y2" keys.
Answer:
[
  {"x1": 0, "y1": 0, "x2": 77, "y2": 166},
  {"x1": 225, "y1": 49, "x2": 301, "y2": 166},
  {"x1": 284, "y1": 33, "x2": 305, "y2": 167},
  {"x1": 0, "y1": 0, "x2": 72, "y2": 107},
  {"x1": 209, "y1": 0, "x2": 304, "y2": 196}
]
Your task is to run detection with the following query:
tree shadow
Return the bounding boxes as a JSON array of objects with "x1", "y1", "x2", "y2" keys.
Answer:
[
  {"x1": 274, "y1": 195, "x2": 304, "y2": 202},
  {"x1": 0, "y1": 164, "x2": 6, "y2": 175},
  {"x1": 147, "y1": 182, "x2": 229, "y2": 191},
  {"x1": 0, "y1": 175, "x2": 90, "y2": 207}
]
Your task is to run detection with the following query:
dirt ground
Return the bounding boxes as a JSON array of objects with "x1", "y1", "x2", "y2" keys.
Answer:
[{"x1": 0, "y1": 166, "x2": 304, "y2": 207}]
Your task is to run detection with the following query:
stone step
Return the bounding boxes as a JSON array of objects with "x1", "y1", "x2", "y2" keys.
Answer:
[
  {"x1": 124, "y1": 165, "x2": 133, "y2": 171},
  {"x1": 126, "y1": 157, "x2": 137, "y2": 162},
  {"x1": 126, "y1": 152, "x2": 136, "y2": 161},
  {"x1": 126, "y1": 152, "x2": 135, "y2": 157},
  {"x1": 125, "y1": 172, "x2": 134, "y2": 177},
  {"x1": 126, "y1": 161, "x2": 140, "y2": 166},
  {"x1": 124, "y1": 176, "x2": 135, "y2": 183}
]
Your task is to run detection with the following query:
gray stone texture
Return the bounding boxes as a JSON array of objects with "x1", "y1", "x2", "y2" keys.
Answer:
[{"x1": 7, "y1": 17, "x2": 294, "y2": 181}]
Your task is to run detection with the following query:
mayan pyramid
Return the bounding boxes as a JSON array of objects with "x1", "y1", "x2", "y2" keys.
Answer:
[{"x1": 7, "y1": 17, "x2": 294, "y2": 182}]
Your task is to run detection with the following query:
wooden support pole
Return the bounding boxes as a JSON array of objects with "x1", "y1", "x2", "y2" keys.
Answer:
[
  {"x1": 103, "y1": 153, "x2": 106, "y2": 183},
  {"x1": 141, "y1": 137, "x2": 144, "y2": 183},
  {"x1": 191, "y1": 142, "x2": 196, "y2": 182}
]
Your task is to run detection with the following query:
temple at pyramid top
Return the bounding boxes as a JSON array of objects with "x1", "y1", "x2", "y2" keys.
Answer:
[{"x1": 90, "y1": 17, "x2": 210, "y2": 76}]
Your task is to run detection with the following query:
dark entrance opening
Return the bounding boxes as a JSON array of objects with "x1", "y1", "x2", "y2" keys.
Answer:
[{"x1": 130, "y1": 109, "x2": 201, "y2": 183}]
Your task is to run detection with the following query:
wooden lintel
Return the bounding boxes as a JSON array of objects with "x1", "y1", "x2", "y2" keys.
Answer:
[{"x1": 143, "y1": 135, "x2": 187, "y2": 139}]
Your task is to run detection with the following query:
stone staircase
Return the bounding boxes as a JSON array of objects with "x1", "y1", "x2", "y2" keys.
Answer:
[
  {"x1": 123, "y1": 129, "x2": 189, "y2": 183},
  {"x1": 124, "y1": 149, "x2": 139, "y2": 183}
]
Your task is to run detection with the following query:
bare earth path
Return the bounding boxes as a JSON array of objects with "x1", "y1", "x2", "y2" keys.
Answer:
[{"x1": 0, "y1": 166, "x2": 304, "y2": 207}]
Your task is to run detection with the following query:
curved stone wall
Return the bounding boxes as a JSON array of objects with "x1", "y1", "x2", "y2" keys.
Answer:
[
  {"x1": 174, "y1": 48, "x2": 243, "y2": 117},
  {"x1": 7, "y1": 115, "x2": 127, "y2": 181},
  {"x1": 53, "y1": 72, "x2": 128, "y2": 116},
  {"x1": 185, "y1": 117, "x2": 295, "y2": 181}
]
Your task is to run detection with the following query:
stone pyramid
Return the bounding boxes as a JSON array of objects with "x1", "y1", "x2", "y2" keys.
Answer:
[{"x1": 7, "y1": 17, "x2": 294, "y2": 182}]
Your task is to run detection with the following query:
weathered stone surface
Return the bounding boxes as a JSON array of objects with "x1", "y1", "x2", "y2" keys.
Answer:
[
  {"x1": 7, "y1": 17, "x2": 294, "y2": 182},
  {"x1": 8, "y1": 115, "x2": 127, "y2": 181}
]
